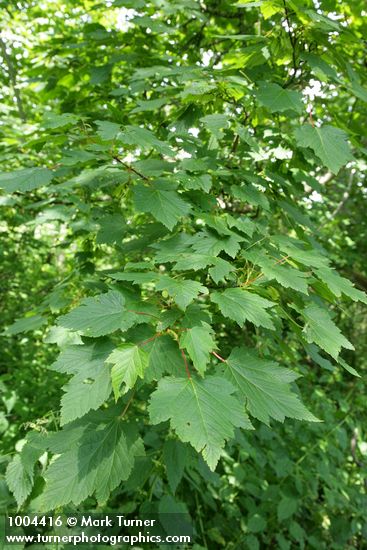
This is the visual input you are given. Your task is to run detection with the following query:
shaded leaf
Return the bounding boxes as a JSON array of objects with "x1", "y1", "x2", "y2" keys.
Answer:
[
  {"x1": 149, "y1": 376, "x2": 253, "y2": 470},
  {"x1": 134, "y1": 182, "x2": 191, "y2": 230},
  {"x1": 294, "y1": 125, "x2": 353, "y2": 174},
  {"x1": 302, "y1": 303, "x2": 354, "y2": 359},
  {"x1": 224, "y1": 348, "x2": 319, "y2": 424},
  {"x1": 211, "y1": 289, "x2": 275, "y2": 329},
  {"x1": 156, "y1": 276, "x2": 208, "y2": 310},
  {"x1": 255, "y1": 82, "x2": 303, "y2": 113},
  {"x1": 0, "y1": 168, "x2": 54, "y2": 193}
]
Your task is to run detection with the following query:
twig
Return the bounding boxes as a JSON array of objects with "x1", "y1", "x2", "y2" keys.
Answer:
[
  {"x1": 241, "y1": 255, "x2": 291, "y2": 287},
  {"x1": 138, "y1": 333, "x2": 162, "y2": 347},
  {"x1": 194, "y1": 491, "x2": 208, "y2": 548},
  {"x1": 282, "y1": 0, "x2": 298, "y2": 85},
  {"x1": 351, "y1": 428, "x2": 363, "y2": 467},
  {"x1": 350, "y1": 429, "x2": 367, "y2": 489},
  {"x1": 309, "y1": 109, "x2": 315, "y2": 127},
  {"x1": 128, "y1": 309, "x2": 161, "y2": 320},
  {"x1": 113, "y1": 155, "x2": 150, "y2": 181},
  {"x1": 180, "y1": 348, "x2": 191, "y2": 379},
  {"x1": 329, "y1": 171, "x2": 354, "y2": 219},
  {"x1": 316, "y1": 171, "x2": 354, "y2": 231},
  {"x1": 119, "y1": 391, "x2": 135, "y2": 418},
  {"x1": 211, "y1": 350, "x2": 227, "y2": 363}
]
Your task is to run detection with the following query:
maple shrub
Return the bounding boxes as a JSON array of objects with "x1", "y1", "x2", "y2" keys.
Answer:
[{"x1": 1, "y1": 0, "x2": 367, "y2": 547}]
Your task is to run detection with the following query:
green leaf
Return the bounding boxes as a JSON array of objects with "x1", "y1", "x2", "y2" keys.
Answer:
[
  {"x1": 302, "y1": 303, "x2": 354, "y2": 359},
  {"x1": 131, "y1": 98, "x2": 168, "y2": 113},
  {"x1": 40, "y1": 411, "x2": 143, "y2": 510},
  {"x1": 51, "y1": 341, "x2": 110, "y2": 373},
  {"x1": 337, "y1": 357, "x2": 360, "y2": 377},
  {"x1": 255, "y1": 82, "x2": 303, "y2": 113},
  {"x1": 58, "y1": 291, "x2": 137, "y2": 337},
  {"x1": 6, "y1": 314, "x2": 47, "y2": 335},
  {"x1": 0, "y1": 168, "x2": 54, "y2": 193},
  {"x1": 200, "y1": 114, "x2": 229, "y2": 138},
  {"x1": 147, "y1": 335, "x2": 183, "y2": 381},
  {"x1": 106, "y1": 344, "x2": 149, "y2": 399},
  {"x1": 179, "y1": 323, "x2": 216, "y2": 375},
  {"x1": 174, "y1": 253, "x2": 215, "y2": 271},
  {"x1": 121, "y1": 125, "x2": 173, "y2": 156},
  {"x1": 223, "y1": 348, "x2": 319, "y2": 424},
  {"x1": 152, "y1": 233, "x2": 193, "y2": 263},
  {"x1": 6, "y1": 456, "x2": 34, "y2": 508},
  {"x1": 134, "y1": 182, "x2": 191, "y2": 230},
  {"x1": 60, "y1": 362, "x2": 113, "y2": 427},
  {"x1": 227, "y1": 214, "x2": 256, "y2": 237},
  {"x1": 232, "y1": 184, "x2": 269, "y2": 211},
  {"x1": 277, "y1": 497, "x2": 298, "y2": 521},
  {"x1": 60, "y1": 371, "x2": 112, "y2": 426},
  {"x1": 272, "y1": 235, "x2": 330, "y2": 268},
  {"x1": 181, "y1": 304, "x2": 212, "y2": 329},
  {"x1": 248, "y1": 513, "x2": 267, "y2": 533},
  {"x1": 42, "y1": 112, "x2": 79, "y2": 129},
  {"x1": 315, "y1": 268, "x2": 367, "y2": 304},
  {"x1": 51, "y1": 342, "x2": 114, "y2": 425},
  {"x1": 211, "y1": 289, "x2": 276, "y2": 330},
  {"x1": 110, "y1": 271, "x2": 160, "y2": 284},
  {"x1": 96, "y1": 214, "x2": 125, "y2": 245},
  {"x1": 294, "y1": 125, "x2": 353, "y2": 174},
  {"x1": 149, "y1": 375, "x2": 253, "y2": 470},
  {"x1": 200, "y1": 114, "x2": 229, "y2": 147},
  {"x1": 6, "y1": 433, "x2": 45, "y2": 507},
  {"x1": 96, "y1": 120, "x2": 121, "y2": 141},
  {"x1": 163, "y1": 440, "x2": 188, "y2": 493},
  {"x1": 191, "y1": 230, "x2": 241, "y2": 257},
  {"x1": 177, "y1": 172, "x2": 212, "y2": 193},
  {"x1": 156, "y1": 276, "x2": 208, "y2": 310},
  {"x1": 208, "y1": 258, "x2": 235, "y2": 284},
  {"x1": 245, "y1": 252, "x2": 309, "y2": 294}
]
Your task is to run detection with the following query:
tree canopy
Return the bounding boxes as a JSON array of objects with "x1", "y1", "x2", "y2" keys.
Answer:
[{"x1": 1, "y1": 0, "x2": 367, "y2": 547}]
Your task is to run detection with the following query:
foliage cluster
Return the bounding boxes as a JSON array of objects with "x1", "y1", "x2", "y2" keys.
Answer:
[{"x1": 1, "y1": 0, "x2": 367, "y2": 548}]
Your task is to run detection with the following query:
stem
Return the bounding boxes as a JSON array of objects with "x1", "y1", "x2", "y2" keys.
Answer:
[
  {"x1": 242, "y1": 272, "x2": 263, "y2": 287},
  {"x1": 329, "y1": 171, "x2": 354, "y2": 219},
  {"x1": 180, "y1": 348, "x2": 191, "y2": 379},
  {"x1": 138, "y1": 333, "x2": 162, "y2": 347},
  {"x1": 211, "y1": 350, "x2": 227, "y2": 363},
  {"x1": 113, "y1": 155, "x2": 150, "y2": 181},
  {"x1": 119, "y1": 391, "x2": 135, "y2": 419},
  {"x1": 309, "y1": 109, "x2": 315, "y2": 127},
  {"x1": 128, "y1": 309, "x2": 161, "y2": 320},
  {"x1": 195, "y1": 491, "x2": 208, "y2": 548},
  {"x1": 242, "y1": 255, "x2": 291, "y2": 287}
]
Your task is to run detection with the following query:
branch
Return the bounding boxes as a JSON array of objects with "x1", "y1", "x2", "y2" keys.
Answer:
[
  {"x1": 113, "y1": 156, "x2": 149, "y2": 181},
  {"x1": 350, "y1": 428, "x2": 367, "y2": 490},
  {"x1": 180, "y1": 348, "x2": 191, "y2": 379},
  {"x1": 0, "y1": 36, "x2": 26, "y2": 121},
  {"x1": 317, "y1": 172, "x2": 335, "y2": 185},
  {"x1": 138, "y1": 333, "x2": 162, "y2": 347},
  {"x1": 350, "y1": 272, "x2": 367, "y2": 292},
  {"x1": 282, "y1": 0, "x2": 298, "y2": 85},
  {"x1": 329, "y1": 171, "x2": 354, "y2": 219},
  {"x1": 316, "y1": 171, "x2": 354, "y2": 231}
]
